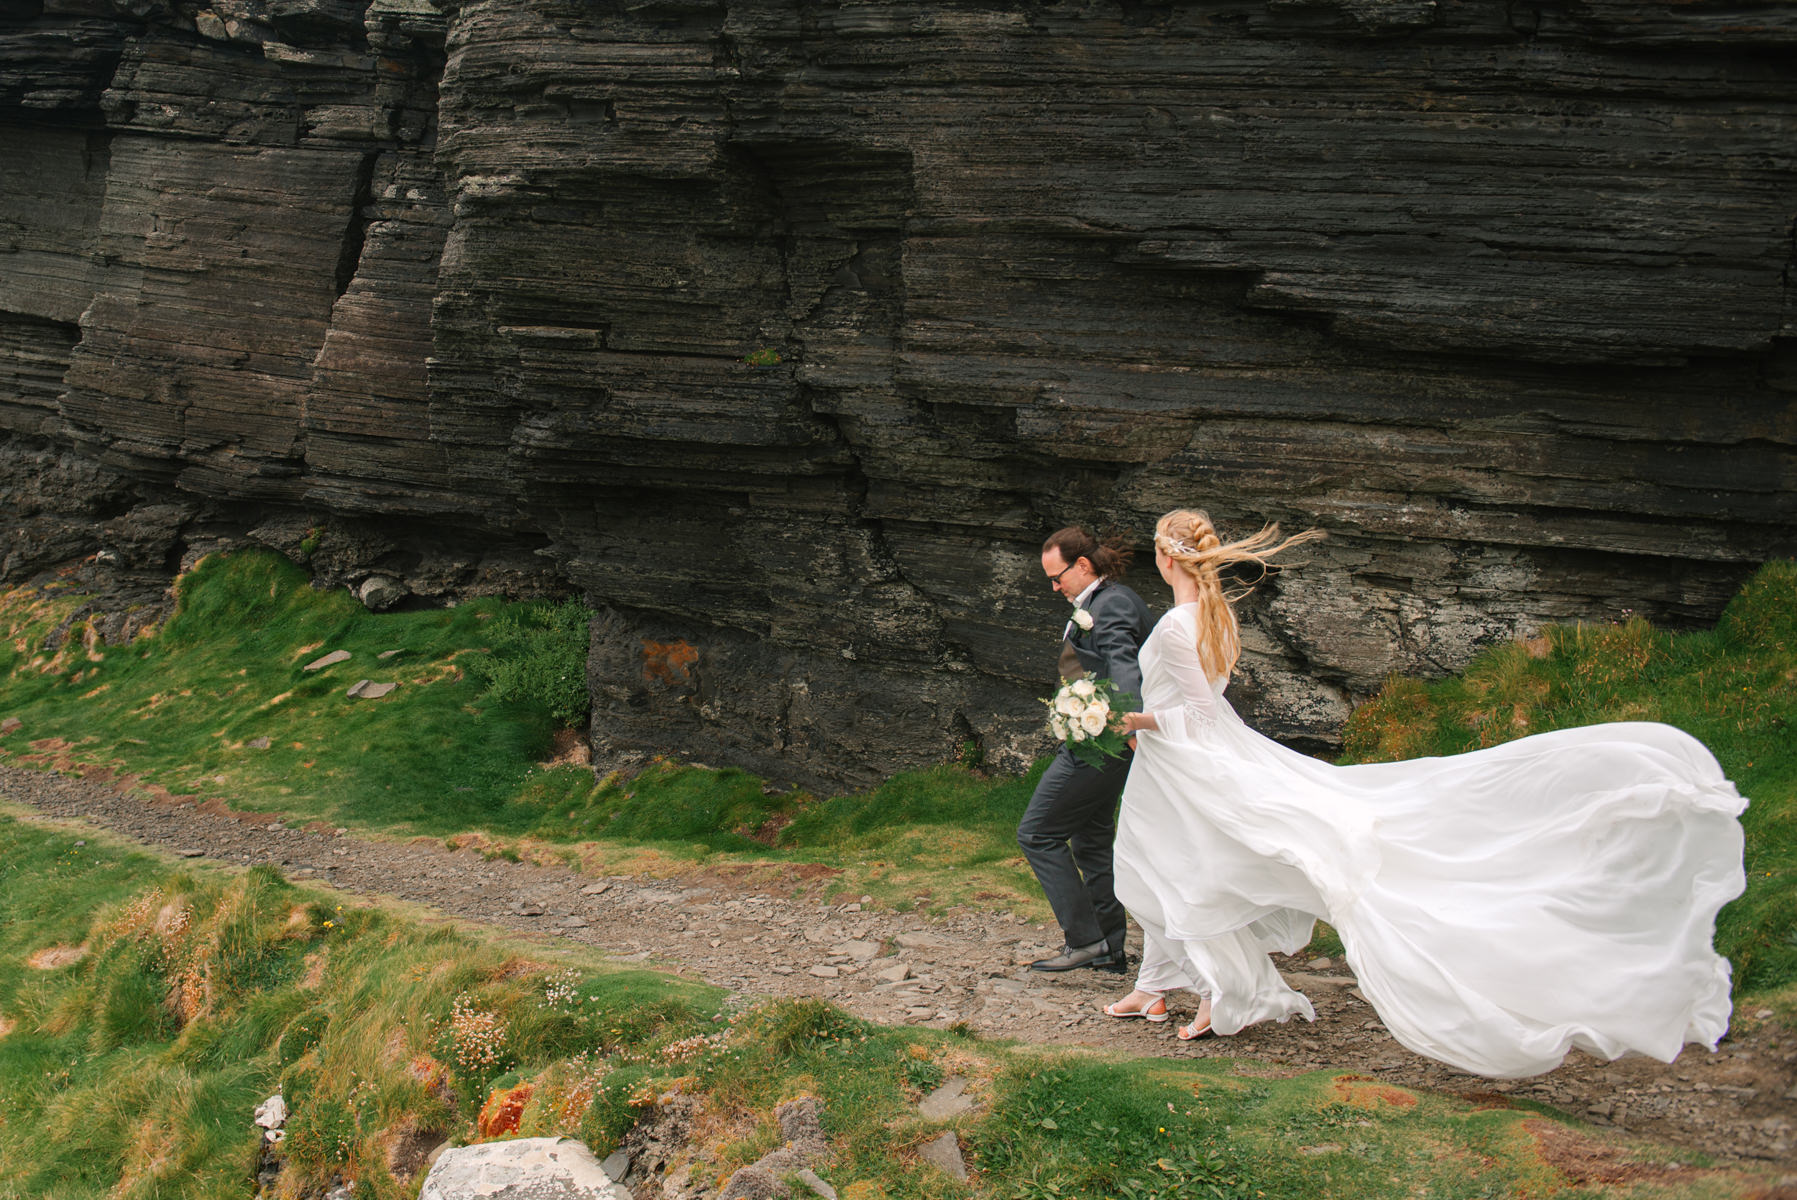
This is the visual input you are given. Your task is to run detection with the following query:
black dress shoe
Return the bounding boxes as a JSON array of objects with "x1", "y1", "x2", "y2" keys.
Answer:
[
  {"x1": 1029, "y1": 940, "x2": 1110, "y2": 972},
  {"x1": 1087, "y1": 949, "x2": 1129, "y2": 975}
]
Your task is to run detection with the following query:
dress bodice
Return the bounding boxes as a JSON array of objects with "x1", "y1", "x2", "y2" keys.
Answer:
[{"x1": 1138, "y1": 604, "x2": 1229, "y2": 742}]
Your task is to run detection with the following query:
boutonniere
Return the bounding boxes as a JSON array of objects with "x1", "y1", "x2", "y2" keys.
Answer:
[{"x1": 1071, "y1": 607, "x2": 1094, "y2": 632}]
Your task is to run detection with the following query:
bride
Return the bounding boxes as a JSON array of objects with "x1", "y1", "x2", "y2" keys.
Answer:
[{"x1": 1100, "y1": 509, "x2": 1747, "y2": 1078}]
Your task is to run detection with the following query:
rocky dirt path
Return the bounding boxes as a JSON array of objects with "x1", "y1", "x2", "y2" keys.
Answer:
[{"x1": 3, "y1": 761, "x2": 1793, "y2": 1175}]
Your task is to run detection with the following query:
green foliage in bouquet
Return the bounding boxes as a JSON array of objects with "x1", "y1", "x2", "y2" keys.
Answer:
[{"x1": 1043, "y1": 674, "x2": 1134, "y2": 768}]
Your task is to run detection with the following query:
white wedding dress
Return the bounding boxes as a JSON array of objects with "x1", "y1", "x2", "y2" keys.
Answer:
[{"x1": 1114, "y1": 603, "x2": 1747, "y2": 1078}]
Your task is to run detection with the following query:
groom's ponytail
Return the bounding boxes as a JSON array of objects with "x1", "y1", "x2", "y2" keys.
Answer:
[{"x1": 1043, "y1": 526, "x2": 1134, "y2": 579}]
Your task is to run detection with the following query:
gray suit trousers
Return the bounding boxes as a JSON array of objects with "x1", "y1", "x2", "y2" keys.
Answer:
[{"x1": 1017, "y1": 746, "x2": 1130, "y2": 951}]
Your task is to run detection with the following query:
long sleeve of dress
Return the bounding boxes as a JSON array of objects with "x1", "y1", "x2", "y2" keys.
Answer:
[{"x1": 1147, "y1": 616, "x2": 1223, "y2": 743}]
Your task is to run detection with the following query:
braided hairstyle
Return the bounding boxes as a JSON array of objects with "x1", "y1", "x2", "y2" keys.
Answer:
[
  {"x1": 1153, "y1": 510, "x2": 1325, "y2": 678},
  {"x1": 1042, "y1": 526, "x2": 1134, "y2": 579}
]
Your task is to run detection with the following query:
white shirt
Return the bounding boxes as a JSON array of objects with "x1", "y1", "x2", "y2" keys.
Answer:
[{"x1": 1063, "y1": 577, "x2": 1105, "y2": 642}]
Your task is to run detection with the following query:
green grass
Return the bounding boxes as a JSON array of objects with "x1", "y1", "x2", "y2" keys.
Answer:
[
  {"x1": 1339, "y1": 560, "x2": 1797, "y2": 997},
  {"x1": 526, "y1": 759, "x2": 1048, "y2": 911}
]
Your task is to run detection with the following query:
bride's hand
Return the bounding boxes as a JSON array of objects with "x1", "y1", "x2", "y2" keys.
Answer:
[{"x1": 1118, "y1": 712, "x2": 1156, "y2": 735}]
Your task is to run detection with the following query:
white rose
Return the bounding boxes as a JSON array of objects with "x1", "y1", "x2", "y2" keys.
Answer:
[
  {"x1": 1078, "y1": 707, "x2": 1107, "y2": 736},
  {"x1": 1068, "y1": 724, "x2": 1087, "y2": 742},
  {"x1": 1055, "y1": 694, "x2": 1083, "y2": 717},
  {"x1": 1070, "y1": 678, "x2": 1096, "y2": 698},
  {"x1": 1071, "y1": 607, "x2": 1094, "y2": 631},
  {"x1": 1050, "y1": 713, "x2": 1069, "y2": 740}
]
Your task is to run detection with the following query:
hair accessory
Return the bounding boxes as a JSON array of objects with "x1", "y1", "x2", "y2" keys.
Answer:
[{"x1": 1157, "y1": 535, "x2": 1196, "y2": 556}]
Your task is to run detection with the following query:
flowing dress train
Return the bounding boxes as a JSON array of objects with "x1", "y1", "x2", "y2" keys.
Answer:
[{"x1": 1113, "y1": 604, "x2": 1747, "y2": 1078}]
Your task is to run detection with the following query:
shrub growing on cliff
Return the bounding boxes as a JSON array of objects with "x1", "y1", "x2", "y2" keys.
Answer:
[{"x1": 468, "y1": 597, "x2": 596, "y2": 728}]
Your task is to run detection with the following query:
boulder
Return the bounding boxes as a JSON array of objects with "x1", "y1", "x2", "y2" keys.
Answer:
[
  {"x1": 719, "y1": 1166, "x2": 787, "y2": 1200},
  {"x1": 418, "y1": 1137, "x2": 630, "y2": 1200},
  {"x1": 358, "y1": 574, "x2": 408, "y2": 611}
]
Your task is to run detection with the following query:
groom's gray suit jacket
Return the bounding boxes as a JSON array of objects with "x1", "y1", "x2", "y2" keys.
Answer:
[{"x1": 1063, "y1": 580, "x2": 1151, "y2": 708}]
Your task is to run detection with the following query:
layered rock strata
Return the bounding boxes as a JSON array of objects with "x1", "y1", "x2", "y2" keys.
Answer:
[{"x1": 2, "y1": 0, "x2": 1792, "y2": 787}]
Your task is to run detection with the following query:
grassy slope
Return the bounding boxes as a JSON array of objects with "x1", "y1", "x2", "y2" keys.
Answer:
[
  {"x1": 0, "y1": 553, "x2": 556, "y2": 835},
  {"x1": 0, "y1": 810, "x2": 1760, "y2": 1200}
]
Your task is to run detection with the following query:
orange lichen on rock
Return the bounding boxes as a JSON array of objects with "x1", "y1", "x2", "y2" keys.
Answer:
[
  {"x1": 477, "y1": 1082, "x2": 535, "y2": 1138},
  {"x1": 408, "y1": 1054, "x2": 459, "y2": 1110},
  {"x1": 641, "y1": 638, "x2": 698, "y2": 685}
]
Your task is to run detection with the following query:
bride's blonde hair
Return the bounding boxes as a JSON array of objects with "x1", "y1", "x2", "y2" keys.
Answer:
[{"x1": 1154, "y1": 510, "x2": 1325, "y2": 678}]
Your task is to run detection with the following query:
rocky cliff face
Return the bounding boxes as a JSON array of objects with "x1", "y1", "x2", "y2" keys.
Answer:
[{"x1": 3, "y1": 0, "x2": 1793, "y2": 788}]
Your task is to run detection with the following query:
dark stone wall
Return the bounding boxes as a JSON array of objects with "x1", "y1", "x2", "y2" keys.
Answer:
[{"x1": 2, "y1": 0, "x2": 1792, "y2": 788}]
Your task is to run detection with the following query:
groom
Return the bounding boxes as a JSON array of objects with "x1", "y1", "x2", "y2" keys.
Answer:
[{"x1": 1019, "y1": 526, "x2": 1153, "y2": 974}]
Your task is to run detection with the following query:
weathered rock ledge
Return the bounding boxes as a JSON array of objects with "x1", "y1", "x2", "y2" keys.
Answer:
[{"x1": 2, "y1": 0, "x2": 1793, "y2": 786}]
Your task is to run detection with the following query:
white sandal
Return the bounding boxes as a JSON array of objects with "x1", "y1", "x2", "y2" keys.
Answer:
[
  {"x1": 1176, "y1": 1017, "x2": 1214, "y2": 1041},
  {"x1": 1176, "y1": 998, "x2": 1215, "y2": 1040},
  {"x1": 1102, "y1": 992, "x2": 1169, "y2": 1023}
]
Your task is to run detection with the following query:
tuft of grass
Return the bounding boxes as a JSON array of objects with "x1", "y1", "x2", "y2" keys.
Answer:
[{"x1": 1340, "y1": 560, "x2": 1797, "y2": 996}]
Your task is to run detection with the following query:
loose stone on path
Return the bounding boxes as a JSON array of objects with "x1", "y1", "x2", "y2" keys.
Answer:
[
  {"x1": 304, "y1": 650, "x2": 351, "y2": 671},
  {"x1": 830, "y1": 940, "x2": 881, "y2": 961}
]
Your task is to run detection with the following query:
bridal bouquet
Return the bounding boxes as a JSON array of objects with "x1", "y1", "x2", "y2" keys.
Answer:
[{"x1": 1043, "y1": 674, "x2": 1133, "y2": 767}]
